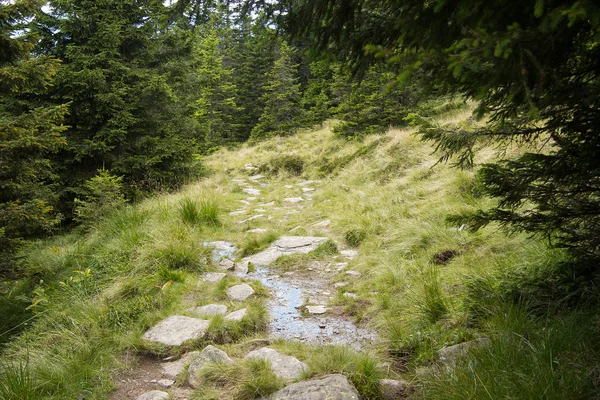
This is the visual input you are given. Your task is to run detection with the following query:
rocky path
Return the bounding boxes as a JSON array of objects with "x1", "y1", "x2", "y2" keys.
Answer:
[{"x1": 112, "y1": 172, "x2": 399, "y2": 400}]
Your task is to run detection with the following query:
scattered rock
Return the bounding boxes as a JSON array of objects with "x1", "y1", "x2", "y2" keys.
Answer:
[
  {"x1": 284, "y1": 197, "x2": 304, "y2": 203},
  {"x1": 254, "y1": 208, "x2": 266, "y2": 212},
  {"x1": 243, "y1": 188, "x2": 261, "y2": 196},
  {"x1": 143, "y1": 315, "x2": 209, "y2": 346},
  {"x1": 249, "y1": 174, "x2": 266, "y2": 181},
  {"x1": 259, "y1": 201, "x2": 276, "y2": 207},
  {"x1": 189, "y1": 304, "x2": 228, "y2": 316},
  {"x1": 284, "y1": 185, "x2": 294, "y2": 189},
  {"x1": 240, "y1": 200, "x2": 251, "y2": 205},
  {"x1": 227, "y1": 284, "x2": 255, "y2": 301},
  {"x1": 218, "y1": 259, "x2": 235, "y2": 271},
  {"x1": 343, "y1": 293, "x2": 358, "y2": 299},
  {"x1": 136, "y1": 390, "x2": 169, "y2": 400},
  {"x1": 289, "y1": 226, "x2": 302, "y2": 232},
  {"x1": 224, "y1": 308, "x2": 247, "y2": 321},
  {"x1": 161, "y1": 351, "x2": 200, "y2": 378},
  {"x1": 334, "y1": 262, "x2": 348, "y2": 271},
  {"x1": 246, "y1": 197, "x2": 257, "y2": 201},
  {"x1": 188, "y1": 345, "x2": 234, "y2": 388},
  {"x1": 244, "y1": 163, "x2": 258, "y2": 171},
  {"x1": 247, "y1": 228, "x2": 268, "y2": 234},
  {"x1": 303, "y1": 193, "x2": 313, "y2": 200},
  {"x1": 269, "y1": 374, "x2": 360, "y2": 400},
  {"x1": 334, "y1": 282, "x2": 349, "y2": 288},
  {"x1": 243, "y1": 236, "x2": 329, "y2": 266},
  {"x1": 345, "y1": 270, "x2": 361, "y2": 277},
  {"x1": 157, "y1": 379, "x2": 175, "y2": 388},
  {"x1": 244, "y1": 347, "x2": 307, "y2": 380},
  {"x1": 302, "y1": 187, "x2": 315, "y2": 192},
  {"x1": 340, "y1": 249, "x2": 359, "y2": 258},
  {"x1": 232, "y1": 179, "x2": 246, "y2": 184},
  {"x1": 306, "y1": 305, "x2": 327, "y2": 314},
  {"x1": 235, "y1": 260, "x2": 250, "y2": 275},
  {"x1": 238, "y1": 214, "x2": 264, "y2": 224},
  {"x1": 237, "y1": 338, "x2": 272, "y2": 348},
  {"x1": 381, "y1": 379, "x2": 410, "y2": 400},
  {"x1": 297, "y1": 180, "x2": 315, "y2": 186},
  {"x1": 311, "y1": 220, "x2": 331, "y2": 228},
  {"x1": 202, "y1": 272, "x2": 226, "y2": 283},
  {"x1": 229, "y1": 210, "x2": 247, "y2": 216},
  {"x1": 437, "y1": 337, "x2": 491, "y2": 366}
]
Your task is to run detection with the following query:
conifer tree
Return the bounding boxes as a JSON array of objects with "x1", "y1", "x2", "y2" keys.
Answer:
[
  {"x1": 300, "y1": 60, "x2": 333, "y2": 126},
  {"x1": 250, "y1": 41, "x2": 304, "y2": 140},
  {"x1": 0, "y1": 0, "x2": 68, "y2": 271},
  {"x1": 193, "y1": 17, "x2": 241, "y2": 147}
]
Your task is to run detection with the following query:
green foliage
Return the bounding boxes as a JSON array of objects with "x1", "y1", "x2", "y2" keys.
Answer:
[
  {"x1": 418, "y1": 266, "x2": 448, "y2": 323},
  {"x1": 239, "y1": 232, "x2": 280, "y2": 257},
  {"x1": 74, "y1": 169, "x2": 126, "y2": 227},
  {"x1": 178, "y1": 197, "x2": 221, "y2": 227},
  {"x1": 250, "y1": 42, "x2": 305, "y2": 140},
  {"x1": 344, "y1": 228, "x2": 367, "y2": 247},
  {"x1": 258, "y1": 154, "x2": 305, "y2": 176},
  {"x1": 0, "y1": 359, "x2": 37, "y2": 400},
  {"x1": 0, "y1": 0, "x2": 68, "y2": 272}
]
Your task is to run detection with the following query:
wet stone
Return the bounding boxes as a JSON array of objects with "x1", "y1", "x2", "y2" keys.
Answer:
[
  {"x1": 136, "y1": 390, "x2": 170, "y2": 400},
  {"x1": 224, "y1": 308, "x2": 247, "y2": 321},
  {"x1": 218, "y1": 259, "x2": 235, "y2": 271},
  {"x1": 268, "y1": 374, "x2": 360, "y2": 400},
  {"x1": 306, "y1": 305, "x2": 327, "y2": 314},
  {"x1": 243, "y1": 236, "x2": 329, "y2": 266},
  {"x1": 227, "y1": 284, "x2": 255, "y2": 301},
  {"x1": 244, "y1": 347, "x2": 307, "y2": 380},
  {"x1": 143, "y1": 315, "x2": 208, "y2": 346}
]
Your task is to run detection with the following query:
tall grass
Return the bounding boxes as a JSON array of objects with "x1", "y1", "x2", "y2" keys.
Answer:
[{"x1": 179, "y1": 197, "x2": 221, "y2": 226}]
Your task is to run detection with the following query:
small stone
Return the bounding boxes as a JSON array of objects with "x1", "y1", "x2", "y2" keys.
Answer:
[
  {"x1": 334, "y1": 262, "x2": 349, "y2": 271},
  {"x1": 302, "y1": 187, "x2": 315, "y2": 192},
  {"x1": 232, "y1": 179, "x2": 246, "y2": 184},
  {"x1": 246, "y1": 197, "x2": 257, "y2": 201},
  {"x1": 224, "y1": 308, "x2": 247, "y2": 321},
  {"x1": 269, "y1": 374, "x2": 359, "y2": 400},
  {"x1": 229, "y1": 210, "x2": 247, "y2": 216},
  {"x1": 247, "y1": 228, "x2": 268, "y2": 234},
  {"x1": 334, "y1": 282, "x2": 349, "y2": 288},
  {"x1": 157, "y1": 379, "x2": 175, "y2": 388},
  {"x1": 244, "y1": 347, "x2": 307, "y2": 380},
  {"x1": 238, "y1": 214, "x2": 264, "y2": 224},
  {"x1": 218, "y1": 259, "x2": 235, "y2": 271},
  {"x1": 289, "y1": 225, "x2": 302, "y2": 232},
  {"x1": 188, "y1": 345, "x2": 234, "y2": 388},
  {"x1": 306, "y1": 305, "x2": 327, "y2": 314},
  {"x1": 322, "y1": 291, "x2": 331, "y2": 295},
  {"x1": 311, "y1": 220, "x2": 331, "y2": 228},
  {"x1": 189, "y1": 304, "x2": 227, "y2": 316},
  {"x1": 254, "y1": 208, "x2": 266, "y2": 212},
  {"x1": 284, "y1": 185, "x2": 294, "y2": 189},
  {"x1": 284, "y1": 197, "x2": 304, "y2": 203},
  {"x1": 381, "y1": 379, "x2": 410, "y2": 400},
  {"x1": 136, "y1": 390, "x2": 170, "y2": 400},
  {"x1": 343, "y1": 293, "x2": 358, "y2": 299},
  {"x1": 243, "y1": 188, "x2": 261, "y2": 196},
  {"x1": 319, "y1": 324, "x2": 326, "y2": 329},
  {"x1": 240, "y1": 200, "x2": 251, "y2": 205},
  {"x1": 202, "y1": 272, "x2": 226, "y2": 283},
  {"x1": 161, "y1": 351, "x2": 200, "y2": 378},
  {"x1": 259, "y1": 201, "x2": 275, "y2": 207},
  {"x1": 346, "y1": 270, "x2": 361, "y2": 277},
  {"x1": 297, "y1": 180, "x2": 315, "y2": 186},
  {"x1": 437, "y1": 338, "x2": 491, "y2": 366},
  {"x1": 341, "y1": 249, "x2": 358, "y2": 258},
  {"x1": 244, "y1": 163, "x2": 258, "y2": 171},
  {"x1": 249, "y1": 174, "x2": 266, "y2": 180},
  {"x1": 227, "y1": 284, "x2": 255, "y2": 301},
  {"x1": 308, "y1": 267, "x2": 314, "y2": 271},
  {"x1": 235, "y1": 260, "x2": 249, "y2": 275},
  {"x1": 143, "y1": 316, "x2": 208, "y2": 346}
]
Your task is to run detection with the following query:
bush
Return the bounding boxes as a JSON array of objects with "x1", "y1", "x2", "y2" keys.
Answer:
[
  {"x1": 74, "y1": 169, "x2": 126, "y2": 227},
  {"x1": 344, "y1": 228, "x2": 367, "y2": 247},
  {"x1": 259, "y1": 155, "x2": 305, "y2": 176},
  {"x1": 178, "y1": 197, "x2": 220, "y2": 226}
]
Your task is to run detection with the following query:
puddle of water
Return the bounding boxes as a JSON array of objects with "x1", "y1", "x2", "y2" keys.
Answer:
[{"x1": 204, "y1": 242, "x2": 377, "y2": 349}]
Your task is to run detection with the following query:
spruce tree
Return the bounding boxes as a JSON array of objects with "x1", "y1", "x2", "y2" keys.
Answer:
[
  {"x1": 0, "y1": 0, "x2": 68, "y2": 271},
  {"x1": 250, "y1": 41, "x2": 304, "y2": 140},
  {"x1": 193, "y1": 17, "x2": 241, "y2": 147}
]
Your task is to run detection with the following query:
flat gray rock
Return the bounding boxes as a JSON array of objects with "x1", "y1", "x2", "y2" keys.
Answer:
[
  {"x1": 311, "y1": 220, "x2": 331, "y2": 228},
  {"x1": 249, "y1": 174, "x2": 266, "y2": 181},
  {"x1": 259, "y1": 201, "x2": 275, "y2": 207},
  {"x1": 306, "y1": 305, "x2": 327, "y2": 314},
  {"x1": 143, "y1": 315, "x2": 208, "y2": 346},
  {"x1": 202, "y1": 272, "x2": 226, "y2": 283},
  {"x1": 235, "y1": 260, "x2": 249, "y2": 275},
  {"x1": 230, "y1": 210, "x2": 247, "y2": 216},
  {"x1": 136, "y1": 390, "x2": 169, "y2": 400},
  {"x1": 188, "y1": 345, "x2": 234, "y2": 388},
  {"x1": 161, "y1": 351, "x2": 200, "y2": 378},
  {"x1": 157, "y1": 379, "x2": 175, "y2": 388},
  {"x1": 243, "y1": 188, "x2": 261, "y2": 196},
  {"x1": 224, "y1": 308, "x2": 247, "y2": 321},
  {"x1": 437, "y1": 337, "x2": 490, "y2": 366},
  {"x1": 247, "y1": 228, "x2": 269, "y2": 234},
  {"x1": 340, "y1": 249, "x2": 358, "y2": 258},
  {"x1": 238, "y1": 214, "x2": 264, "y2": 224},
  {"x1": 243, "y1": 236, "x2": 329, "y2": 266},
  {"x1": 227, "y1": 284, "x2": 255, "y2": 301},
  {"x1": 189, "y1": 304, "x2": 228, "y2": 316},
  {"x1": 346, "y1": 270, "x2": 361, "y2": 277},
  {"x1": 245, "y1": 347, "x2": 307, "y2": 380},
  {"x1": 381, "y1": 379, "x2": 410, "y2": 400},
  {"x1": 268, "y1": 374, "x2": 359, "y2": 400}
]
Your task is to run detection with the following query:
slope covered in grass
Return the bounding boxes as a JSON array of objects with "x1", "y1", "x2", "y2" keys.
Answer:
[{"x1": 1, "y1": 107, "x2": 599, "y2": 399}]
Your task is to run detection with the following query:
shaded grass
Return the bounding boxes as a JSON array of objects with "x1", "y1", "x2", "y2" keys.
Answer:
[{"x1": 238, "y1": 232, "x2": 280, "y2": 258}]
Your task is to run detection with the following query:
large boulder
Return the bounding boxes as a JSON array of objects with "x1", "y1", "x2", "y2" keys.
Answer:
[
  {"x1": 243, "y1": 236, "x2": 329, "y2": 266},
  {"x1": 188, "y1": 345, "x2": 234, "y2": 388},
  {"x1": 189, "y1": 304, "x2": 228, "y2": 316},
  {"x1": 142, "y1": 315, "x2": 208, "y2": 346},
  {"x1": 161, "y1": 351, "x2": 200, "y2": 378},
  {"x1": 437, "y1": 337, "x2": 491, "y2": 366},
  {"x1": 227, "y1": 284, "x2": 255, "y2": 301},
  {"x1": 267, "y1": 374, "x2": 360, "y2": 400},
  {"x1": 245, "y1": 347, "x2": 307, "y2": 380}
]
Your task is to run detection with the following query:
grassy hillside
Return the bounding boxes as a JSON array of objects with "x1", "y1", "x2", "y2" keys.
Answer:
[{"x1": 1, "y1": 106, "x2": 599, "y2": 399}]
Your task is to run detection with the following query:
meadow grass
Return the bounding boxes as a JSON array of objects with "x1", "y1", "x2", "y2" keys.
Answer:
[{"x1": 1, "y1": 104, "x2": 598, "y2": 398}]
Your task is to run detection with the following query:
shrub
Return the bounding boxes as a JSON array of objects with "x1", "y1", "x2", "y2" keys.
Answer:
[
  {"x1": 178, "y1": 197, "x2": 220, "y2": 226},
  {"x1": 74, "y1": 169, "x2": 126, "y2": 227},
  {"x1": 344, "y1": 228, "x2": 367, "y2": 248},
  {"x1": 259, "y1": 155, "x2": 305, "y2": 176}
]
